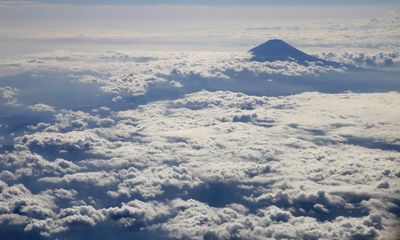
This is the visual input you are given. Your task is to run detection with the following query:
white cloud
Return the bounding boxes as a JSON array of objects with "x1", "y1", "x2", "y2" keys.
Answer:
[
  {"x1": 0, "y1": 86, "x2": 21, "y2": 106},
  {"x1": 318, "y1": 51, "x2": 400, "y2": 69},
  {"x1": 0, "y1": 50, "x2": 350, "y2": 101},
  {"x1": 1, "y1": 89, "x2": 399, "y2": 239},
  {"x1": 29, "y1": 103, "x2": 55, "y2": 112}
]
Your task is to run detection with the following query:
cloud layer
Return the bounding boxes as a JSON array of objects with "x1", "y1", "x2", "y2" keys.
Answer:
[
  {"x1": 0, "y1": 40, "x2": 399, "y2": 240},
  {"x1": 1, "y1": 88, "x2": 399, "y2": 239}
]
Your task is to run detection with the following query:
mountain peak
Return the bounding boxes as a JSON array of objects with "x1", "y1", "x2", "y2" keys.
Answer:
[
  {"x1": 249, "y1": 39, "x2": 323, "y2": 64},
  {"x1": 259, "y1": 39, "x2": 290, "y2": 46}
]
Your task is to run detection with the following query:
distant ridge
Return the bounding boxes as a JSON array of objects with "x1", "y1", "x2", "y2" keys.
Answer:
[{"x1": 249, "y1": 39, "x2": 343, "y2": 67}]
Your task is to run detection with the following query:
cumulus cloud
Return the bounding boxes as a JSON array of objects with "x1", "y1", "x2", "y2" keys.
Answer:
[
  {"x1": 0, "y1": 37, "x2": 399, "y2": 240},
  {"x1": 2, "y1": 49, "x2": 400, "y2": 114},
  {"x1": 1, "y1": 89, "x2": 399, "y2": 239},
  {"x1": 29, "y1": 103, "x2": 55, "y2": 112},
  {"x1": 318, "y1": 51, "x2": 400, "y2": 68},
  {"x1": 0, "y1": 86, "x2": 21, "y2": 107}
]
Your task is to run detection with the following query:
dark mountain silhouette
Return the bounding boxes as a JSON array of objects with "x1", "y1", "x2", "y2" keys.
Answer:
[{"x1": 249, "y1": 39, "x2": 343, "y2": 67}]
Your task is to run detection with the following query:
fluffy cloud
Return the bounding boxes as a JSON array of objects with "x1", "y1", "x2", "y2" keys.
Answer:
[
  {"x1": 0, "y1": 86, "x2": 21, "y2": 107},
  {"x1": 29, "y1": 103, "x2": 55, "y2": 113},
  {"x1": 0, "y1": 50, "x2": 348, "y2": 98},
  {"x1": 1, "y1": 89, "x2": 399, "y2": 239},
  {"x1": 318, "y1": 51, "x2": 400, "y2": 68}
]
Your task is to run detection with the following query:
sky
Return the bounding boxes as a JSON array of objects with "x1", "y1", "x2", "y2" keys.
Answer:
[{"x1": 0, "y1": 0, "x2": 399, "y2": 56}]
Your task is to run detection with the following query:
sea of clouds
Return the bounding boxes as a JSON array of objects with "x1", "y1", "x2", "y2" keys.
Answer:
[
  {"x1": 0, "y1": 3, "x2": 400, "y2": 237},
  {"x1": 0, "y1": 48, "x2": 399, "y2": 240}
]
